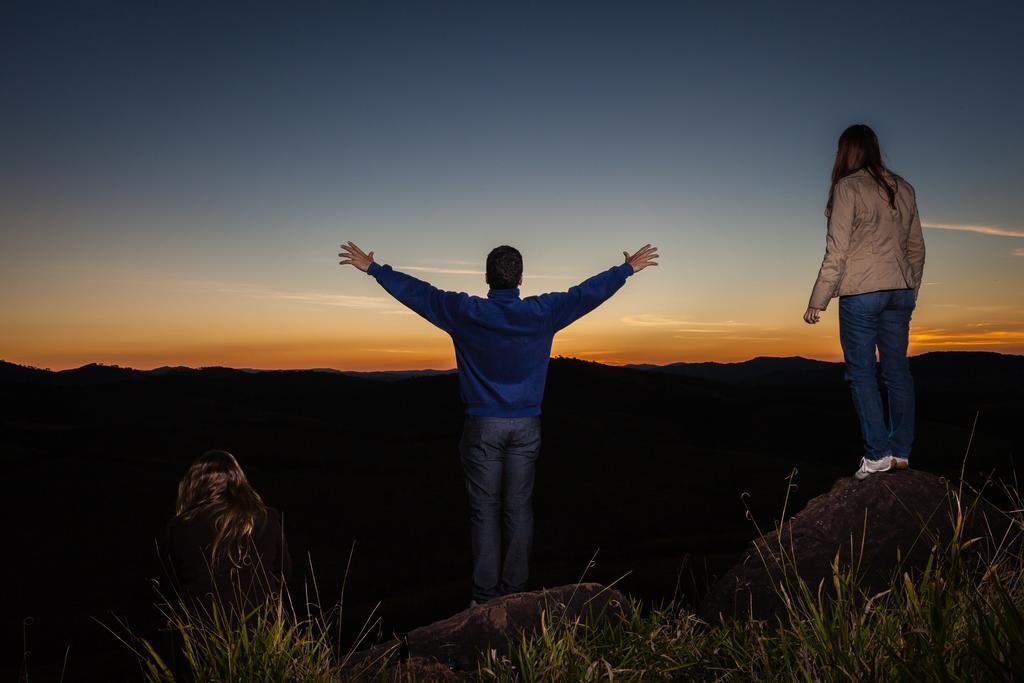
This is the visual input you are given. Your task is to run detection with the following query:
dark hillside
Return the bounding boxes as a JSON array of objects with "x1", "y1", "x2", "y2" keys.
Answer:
[{"x1": 2, "y1": 352, "x2": 1020, "y2": 678}]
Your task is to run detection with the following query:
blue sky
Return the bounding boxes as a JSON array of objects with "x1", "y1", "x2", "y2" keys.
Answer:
[{"x1": 2, "y1": 1, "x2": 1022, "y2": 369}]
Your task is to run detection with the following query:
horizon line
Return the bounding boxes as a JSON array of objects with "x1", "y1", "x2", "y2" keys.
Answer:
[{"x1": 2, "y1": 349, "x2": 1017, "y2": 375}]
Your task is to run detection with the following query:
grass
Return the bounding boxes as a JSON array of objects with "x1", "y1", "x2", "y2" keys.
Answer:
[
  {"x1": 474, "y1": 472, "x2": 1024, "y2": 682},
  {"x1": 103, "y1": 545, "x2": 405, "y2": 682},
  {"x1": 109, "y1": 472, "x2": 1024, "y2": 682}
]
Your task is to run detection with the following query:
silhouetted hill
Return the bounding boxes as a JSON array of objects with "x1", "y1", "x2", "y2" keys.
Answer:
[
  {"x1": 58, "y1": 362, "x2": 144, "y2": 385},
  {"x1": 338, "y1": 369, "x2": 455, "y2": 381},
  {"x1": 0, "y1": 360, "x2": 145, "y2": 385},
  {"x1": 0, "y1": 360, "x2": 455, "y2": 386},
  {"x1": 626, "y1": 355, "x2": 840, "y2": 386},
  {"x1": 907, "y1": 351, "x2": 1024, "y2": 390},
  {"x1": 626, "y1": 351, "x2": 1024, "y2": 389},
  {"x1": 147, "y1": 365, "x2": 199, "y2": 376},
  {"x1": 0, "y1": 360, "x2": 51, "y2": 383},
  {"x1": 6, "y1": 351, "x2": 1021, "y2": 390}
]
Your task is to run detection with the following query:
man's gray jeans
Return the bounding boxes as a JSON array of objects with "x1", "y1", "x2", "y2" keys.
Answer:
[{"x1": 459, "y1": 415, "x2": 542, "y2": 603}]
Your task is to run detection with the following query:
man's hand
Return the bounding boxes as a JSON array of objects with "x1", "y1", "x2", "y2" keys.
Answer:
[
  {"x1": 803, "y1": 306, "x2": 821, "y2": 324},
  {"x1": 624, "y1": 244, "x2": 659, "y2": 273},
  {"x1": 339, "y1": 242, "x2": 375, "y2": 272}
]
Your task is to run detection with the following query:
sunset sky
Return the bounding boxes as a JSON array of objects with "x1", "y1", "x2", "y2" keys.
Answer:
[{"x1": 2, "y1": 1, "x2": 1022, "y2": 371}]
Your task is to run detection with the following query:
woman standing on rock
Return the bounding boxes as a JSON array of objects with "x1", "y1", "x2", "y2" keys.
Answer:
[{"x1": 804, "y1": 124, "x2": 926, "y2": 480}]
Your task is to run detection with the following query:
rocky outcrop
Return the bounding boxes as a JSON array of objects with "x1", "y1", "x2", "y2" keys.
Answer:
[
  {"x1": 354, "y1": 582, "x2": 625, "y2": 673},
  {"x1": 699, "y1": 469, "x2": 1004, "y2": 623}
]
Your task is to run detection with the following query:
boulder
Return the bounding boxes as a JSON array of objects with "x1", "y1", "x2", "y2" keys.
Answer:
[
  {"x1": 353, "y1": 582, "x2": 625, "y2": 673},
  {"x1": 699, "y1": 469, "x2": 1003, "y2": 623}
]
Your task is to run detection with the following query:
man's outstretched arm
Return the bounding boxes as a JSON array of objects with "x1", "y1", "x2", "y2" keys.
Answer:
[
  {"x1": 339, "y1": 241, "x2": 466, "y2": 333},
  {"x1": 545, "y1": 244, "x2": 659, "y2": 331}
]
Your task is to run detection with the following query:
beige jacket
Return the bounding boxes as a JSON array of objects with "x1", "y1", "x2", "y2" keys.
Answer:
[{"x1": 809, "y1": 169, "x2": 926, "y2": 310}]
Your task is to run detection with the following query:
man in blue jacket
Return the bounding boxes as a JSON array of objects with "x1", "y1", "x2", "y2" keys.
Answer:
[{"x1": 338, "y1": 241, "x2": 659, "y2": 604}]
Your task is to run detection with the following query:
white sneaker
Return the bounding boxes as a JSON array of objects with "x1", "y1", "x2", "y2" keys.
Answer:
[
  {"x1": 854, "y1": 456, "x2": 894, "y2": 480},
  {"x1": 892, "y1": 456, "x2": 910, "y2": 470}
]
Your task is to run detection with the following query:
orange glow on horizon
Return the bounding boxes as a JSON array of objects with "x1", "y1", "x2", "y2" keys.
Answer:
[
  {"x1": 4, "y1": 320, "x2": 1023, "y2": 372},
  {"x1": 3, "y1": 232, "x2": 1023, "y2": 371}
]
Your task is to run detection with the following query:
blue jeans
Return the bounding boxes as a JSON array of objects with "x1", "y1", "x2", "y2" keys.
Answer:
[
  {"x1": 838, "y1": 289, "x2": 916, "y2": 462},
  {"x1": 459, "y1": 415, "x2": 541, "y2": 603}
]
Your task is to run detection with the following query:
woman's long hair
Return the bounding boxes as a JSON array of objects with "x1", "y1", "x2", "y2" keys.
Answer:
[
  {"x1": 175, "y1": 450, "x2": 268, "y2": 567},
  {"x1": 827, "y1": 124, "x2": 902, "y2": 218}
]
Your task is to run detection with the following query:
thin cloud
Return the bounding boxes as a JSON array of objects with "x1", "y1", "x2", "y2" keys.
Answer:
[
  {"x1": 933, "y1": 303, "x2": 1012, "y2": 313},
  {"x1": 673, "y1": 334, "x2": 784, "y2": 342},
  {"x1": 188, "y1": 281, "x2": 402, "y2": 312},
  {"x1": 361, "y1": 347, "x2": 418, "y2": 354},
  {"x1": 398, "y1": 265, "x2": 486, "y2": 276},
  {"x1": 1013, "y1": 248, "x2": 1024, "y2": 256},
  {"x1": 621, "y1": 314, "x2": 687, "y2": 326},
  {"x1": 397, "y1": 265, "x2": 572, "y2": 280},
  {"x1": 720, "y1": 335, "x2": 785, "y2": 342},
  {"x1": 922, "y1": 222, "x2": 1024, "y2": 238},
  {"x1": 910, "y1": 325, "x2": 1024, "y2": 348},
  {"x1": 621, "y1": 314, "x2": 751, "y2": 327},
  {"x1": 241, "y1": 289, "x2": 397, "y2": 310}
]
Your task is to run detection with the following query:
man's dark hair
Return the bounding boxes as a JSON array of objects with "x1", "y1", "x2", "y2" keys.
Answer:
[{"x1": 486, "y1": 246, "x2": 523, "y2": 289}]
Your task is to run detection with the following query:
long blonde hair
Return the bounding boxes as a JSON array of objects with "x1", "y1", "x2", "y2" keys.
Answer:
[{"x1": 175, "y1": 450, "x2": 268, "y2": 567}]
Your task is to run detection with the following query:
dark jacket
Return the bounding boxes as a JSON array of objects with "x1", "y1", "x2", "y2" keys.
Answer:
[
  {"x1": 164, "y1": 506, "x2": 291, "y2": 612},
  {"x1": 368, "y1": 261, "x2": 634, "y2": 417}
]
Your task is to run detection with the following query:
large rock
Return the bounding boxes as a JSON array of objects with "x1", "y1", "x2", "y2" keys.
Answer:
[
  {"x1": 353, "y1": 582, "x2": 625, "y2": 673},
  {"x1": 699, "y1": 469, "x2": 1003, "y2": 623}
]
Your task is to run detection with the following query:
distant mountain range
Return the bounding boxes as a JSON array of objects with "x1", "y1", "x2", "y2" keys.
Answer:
[
  {"x1": 3, "y1": 351, "x2": 1020, "y2": 388},
  {"x1": 626, "y1": 351, "x2": 1024, "y2": 389},
  {"x1": 0, "y1": 361, "x2": 455, "y2": 386},
  {"x1": 625, "y1": 355, "x2": 841, "y2": 386}
]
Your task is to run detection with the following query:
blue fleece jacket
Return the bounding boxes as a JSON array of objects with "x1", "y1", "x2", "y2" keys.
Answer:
[{"x1": 367, "y1": 261, "x2": 634, "y2": 417}]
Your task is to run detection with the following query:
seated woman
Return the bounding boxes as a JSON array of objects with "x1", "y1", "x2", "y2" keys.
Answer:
[{"x1": 164, "y1": 450, "x2": 291, "y2": 613}]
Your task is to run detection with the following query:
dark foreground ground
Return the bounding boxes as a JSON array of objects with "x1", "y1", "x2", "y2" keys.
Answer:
[{"x1": 2, "y1": 351, "x2": 1021, "y2": 680}]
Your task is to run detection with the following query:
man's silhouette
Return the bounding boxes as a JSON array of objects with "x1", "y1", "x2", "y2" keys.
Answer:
[{"x1": 339, "y1": 241, "x2": 659, "y2": 603}]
